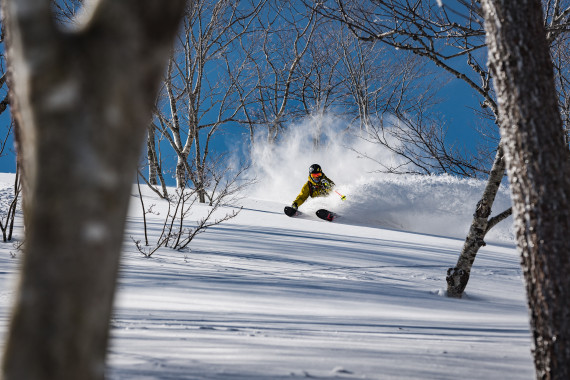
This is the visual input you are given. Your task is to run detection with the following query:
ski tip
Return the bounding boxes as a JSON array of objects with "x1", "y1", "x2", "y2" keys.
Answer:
[
  {"x1": 284, "y1": 206, "x2": 298, "y2": 217},
  {"x1": 316, "y1": 208, "x2": 335, "y2": 222}
]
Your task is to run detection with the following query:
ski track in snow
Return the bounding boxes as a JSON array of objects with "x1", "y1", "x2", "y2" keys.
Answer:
[{"x1": 0, "y1": 175, "x2": 533, "y2": 379}]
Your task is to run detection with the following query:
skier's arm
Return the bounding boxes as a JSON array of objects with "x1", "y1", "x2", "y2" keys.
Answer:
[
  {"x1": 322, "y1": 176, "x2": 335, "y2": 193},
  {"x1": 293, "y1": 182, "x2": 310, "y2": 208}
]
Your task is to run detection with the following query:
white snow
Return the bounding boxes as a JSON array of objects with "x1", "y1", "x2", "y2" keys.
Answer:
[{"x1": 0, "y1": 169, "x2": 534, "y2": 379}]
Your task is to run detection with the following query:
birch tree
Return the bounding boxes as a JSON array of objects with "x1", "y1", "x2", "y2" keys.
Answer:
[
  {"x1": 482, "y1": 1, "x2": 570, "y2": 378},
  {"x1": 153, "y1": 0, "x2": 264, "y2": 201},
  {"x1": 1, "y1": 1, "x2": 186, "y2": 379}
]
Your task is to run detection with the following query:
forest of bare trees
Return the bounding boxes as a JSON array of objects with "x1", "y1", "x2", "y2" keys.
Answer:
[{"x1": 1, "y1": 0, "x2": 570, "y2": 379}]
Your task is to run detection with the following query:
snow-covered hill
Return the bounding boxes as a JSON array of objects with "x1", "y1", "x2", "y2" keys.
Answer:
[{"x1": 0, "y1": 171, "x2": 533, "y2": 379}]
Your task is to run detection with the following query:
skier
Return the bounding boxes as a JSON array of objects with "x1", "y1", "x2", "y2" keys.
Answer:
[{"x1": 285, "y1": 164, "x2": 336, "y2": 220}]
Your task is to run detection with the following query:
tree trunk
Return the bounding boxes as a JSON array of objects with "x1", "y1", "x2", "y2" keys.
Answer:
[
  {"x1": 482, "y1": 1, "x2": 570, "y2": 378},
  {"x1": 147, "y1": 124, "x2": 159, "y2": 186},
  {"x1": 176, "y1": 153, "x2": 188, "y2": 189},
  {"x1": 446, "y1": 144, "x2": 506, "y2": 297},
  {"x1": 1, "y1": 1, "x2": 186, "y2": 379}
]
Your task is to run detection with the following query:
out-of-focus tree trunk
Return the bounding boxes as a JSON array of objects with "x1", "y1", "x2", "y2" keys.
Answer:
[
  {"x1": 1, "y1": 1, "x2": 187, "y2": 379},
  {"x1": 482, "y1": 0, "x2": 570, "y2": 378}
]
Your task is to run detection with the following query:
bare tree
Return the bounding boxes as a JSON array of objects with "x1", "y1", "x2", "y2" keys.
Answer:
[
  {"x1": 361, "y1": 106, "x2": 488, "y2": 177},
  {"x1": 446, "y1": 144, "x2": 509, "y2": 297},
  {"x1": 335, "y1": 34, "x2": 436, "y2": 135},
  {"x1": 1, "y1": 1, "x2": 186, "y2": 379},
  {"x1": 312, "y1": 1, "x2": 499, "y2": 122},
  {"x1": 152, "y1": 0, "x2": 264, "y2": 202},
  {"x1": 0, "y1": 17, "x2": 14, "y2": 163},
  {"x1": 51, "y1": 0, "x2": 85, "y2": 25},
  {"x1": 133, "y1": 176, "x2": 242, "y2": 257},
  {"x1": 335, "y1": 38, "x2": 485, "y2": 177},
  {"x1": 243, "y1": 0, "x2": 319, "y2": 143},
  {"x1": 483, "y1": 1, "x2": 570, "y2": 378},
  {"x1": 296, "y1": 23, "x2": 344, "y2": 119},
  {"x1": 239, "y1": 7, "x2": 352, "y2": 146},
  {"x1": 549, "y1": 12, "x2": 570, "y2": 147},
  {"x1": 294, "y1": 20, "x2": 344, "y2": 147},
  {"x1": 145, "y1": 122, "x2": 168, "y2": 196}
]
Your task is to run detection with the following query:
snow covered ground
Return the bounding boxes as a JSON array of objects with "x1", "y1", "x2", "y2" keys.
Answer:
[{"x1": 0, "y1": 169, "x2": 534, "y2": 379}]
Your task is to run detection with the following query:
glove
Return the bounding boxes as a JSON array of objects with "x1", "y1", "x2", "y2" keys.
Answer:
[{"x1": 291, "y1": 202, "x2": 298, "y2": 210}]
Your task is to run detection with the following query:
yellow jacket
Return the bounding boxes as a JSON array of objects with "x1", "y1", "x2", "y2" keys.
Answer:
[{"x1": 293, "y1": 174, "x2": 335, "y2": 207}]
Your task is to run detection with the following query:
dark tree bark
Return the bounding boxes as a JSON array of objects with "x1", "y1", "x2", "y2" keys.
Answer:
[
  {"x1": 1, "y1": 1, "x2": 186, "y2": 379},
  {"x1": 482, "y1": 0, "x2": 570, "y2": 378},
  {"x1": 147, "y1": 124, "x2": 159, "y2": 186}
]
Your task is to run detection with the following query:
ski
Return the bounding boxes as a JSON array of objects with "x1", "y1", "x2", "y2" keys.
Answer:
[
  {"x1": 284, "y1": 206, "x2": 301, "y2": 217},
  {"x1": 316, "y1": 208, "x2": 336, "y2": 222},
  {"x1": 285, "y1": 206, "x2": 337, "y2": 222}
]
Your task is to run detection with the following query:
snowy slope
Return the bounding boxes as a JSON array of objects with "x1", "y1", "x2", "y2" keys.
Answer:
[{"x1": 0, "y1": 173, "x2": 533, "y2": 379}]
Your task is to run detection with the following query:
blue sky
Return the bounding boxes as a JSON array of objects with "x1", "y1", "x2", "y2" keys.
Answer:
[
  {"x1": 0, "y1": 114, "x2": 15, "y2": 174},
  {"x1": 439, "y1": 79, "x2": 492, "y2": 143}
]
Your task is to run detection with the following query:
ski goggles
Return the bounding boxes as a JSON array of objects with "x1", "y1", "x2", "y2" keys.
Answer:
[{"x1": 310, "y1": 172, "x2": 323, "y2": 179}]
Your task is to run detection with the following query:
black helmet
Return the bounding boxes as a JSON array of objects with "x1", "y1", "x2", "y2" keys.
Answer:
[
  {"x1": 309, "y1": 164, "x2": 322, "y2": 174},
  {"x1": 309, "y1": 164, "x2": 323, "y2": 182}
]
